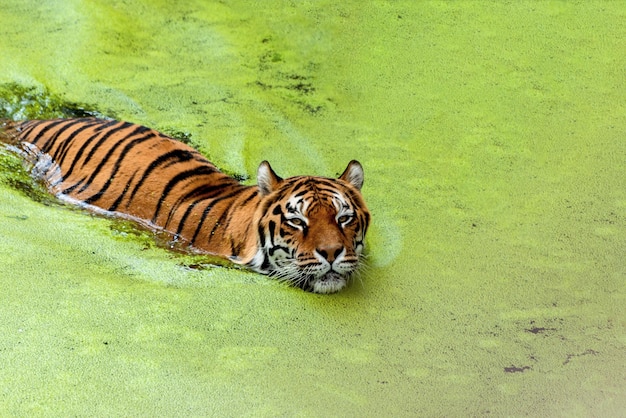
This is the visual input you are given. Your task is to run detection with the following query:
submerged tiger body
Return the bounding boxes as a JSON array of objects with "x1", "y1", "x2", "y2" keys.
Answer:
[{"x1": 0, "y1": 118, "x2": 370, "y2": 293}]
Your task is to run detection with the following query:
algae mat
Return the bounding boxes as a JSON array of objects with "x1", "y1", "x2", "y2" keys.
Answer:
[{"x1": 1, "y1": 1, "x2": 625, "y2": 416}]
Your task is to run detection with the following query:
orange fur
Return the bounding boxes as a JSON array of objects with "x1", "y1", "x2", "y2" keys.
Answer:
[{"x1": 1, "y1": 118, "x2": 370, "y2": 293}]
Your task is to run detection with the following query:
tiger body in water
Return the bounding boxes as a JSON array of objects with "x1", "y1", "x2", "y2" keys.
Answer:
[{"x1": 0, "y1": 118, "x2": 370, "y2": 293}]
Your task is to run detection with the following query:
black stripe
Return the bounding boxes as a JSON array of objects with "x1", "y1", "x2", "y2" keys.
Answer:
[
  {"x1": 294, "y1": 189, "x2": 307, "y2": 198},
  {"x1": 196, "y1": 187, "x2": 248, "y2": 241},
  {"x1": 205, "y1": 184, "x2": 246, "y2": 235},
  {"x1": 61, "y1": 178, "x2": 87, "y2": 195},
  {"x1": 175, "y1": 200, "x2": 201, "y2": 236},
  {"x1": 260, "y1": 254, "x2": 270, "y2": 271},
  {"x1": 63, "y1": 120, "x2": 131, "y2": 180},
  {"x1": 268, "y1": 245, "x2": 291, "y2": 257},
  {"x1": 53, "y1": 120, "x2": 103, "y2": 166},
  {"x1": 240, "y1": 189, "x2": 259, "y2": 206},
  {"x1": 40, "y1": 119, "x2": 84, "y2": 154},
  {"x1": 107, "y1": 170, "x2": 139, "y2": 212},
  {"x1": 267, "y1": 220, "x2": 276, "y2": 247},
  {"x1": 338, "y1": 187, "x2": 360, "y2": 204},
  {"x1": 190, "y1": 202, "x2": 215, "y2": 245},
  {"x1": 312, "y1": 179, "x2": 339, "y2": 189},
  {"x1": 126, "y1": 149, "x2": 205, "y2": 206},
  {"x1": 151, "y1": 166, "x2": 220, "y2": 223},
  {"x1": 28, "y1": 119, "x2": 69, "y2": 147},
  {"x1": 184, "y1": 185, "x2": 252, "y2": 245},
  {"x1": 16, "y1": 120, "x2": 46, "y2": 140},
  {"x1": 93, "y1": 118, "x2": 123, "y2": 132},
  {"x1": 81, "y1": 132, "x2": 157, "y2": 201},
  {"x1": 230, "y1": 238, "x2": 242, "y2": 257},
  {"x1": 208, "y1": 209, "x2": 228, "y2": 237},
  {"x1": 82, "y1": 122, "x2": 145, "y2": 166},
  {"x1": 78, "y1": 130, "x2": 155, "y2": 196},
  {"x1": 61, "y1": 126, "x2": 151, "y2": 196},
  {"x1": 286, "y1": 202, "x2": 298, "y2": 213},
  {"x1": 218, "y1": 189, "x2": 258, "y2": 234},
  {"x1": 258, "y1": 224, "x2": 266, "y2": 248},
  {"x1": 164, "y1": 182, "x2": 232, "y2": 229}
]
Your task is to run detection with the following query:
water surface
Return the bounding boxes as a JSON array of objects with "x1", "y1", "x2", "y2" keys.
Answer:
[{"x1": 1, "y1": 1, "x2": 625, "y2": 416}]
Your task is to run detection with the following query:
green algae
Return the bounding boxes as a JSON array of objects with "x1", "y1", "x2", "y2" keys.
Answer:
[
  {"x1": 0, "y1": 82, "x2": 113, "y2": 120},
  {"x1": 0, "y1": 81, "x2": 250, "y2": 201},
  {"x1": 0, "y1": 83, "x2": 104, "y2": 206},
  {"x1": 1, "y1": 1, "x2": 625, "y2": 416},
  {"x1": 0, "y1": 149, "x2": 55, "y2": 206}
]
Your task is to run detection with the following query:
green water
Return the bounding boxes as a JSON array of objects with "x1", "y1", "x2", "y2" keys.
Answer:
[{"x1": 1, "y1": 1, "x2": 625, "y2": 416}]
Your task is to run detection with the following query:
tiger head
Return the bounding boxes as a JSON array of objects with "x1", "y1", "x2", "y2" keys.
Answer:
[{"x1": 249, "y1": 160, "x2": 370, "y2": 294}]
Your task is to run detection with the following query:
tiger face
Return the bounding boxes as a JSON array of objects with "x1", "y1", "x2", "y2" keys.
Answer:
[
  {"x1": 249, "y1": 160, "x2": 370, "y2": 294},
  {"x1": 1, "y1": 118, "x2": 371, "y2": 293}
]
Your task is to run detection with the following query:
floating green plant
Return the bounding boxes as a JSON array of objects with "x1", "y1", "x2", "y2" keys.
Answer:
[
  {"x1": 0, "y1": 147, "x2": 58, "y2": 206},
  {"x1": 0, "y1": 82, "x2": 114, "y2": 120}
]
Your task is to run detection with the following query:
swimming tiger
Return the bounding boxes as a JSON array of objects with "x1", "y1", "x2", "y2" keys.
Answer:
[{"x1": 0, "y1": 118, "x2": 370, "y2": 293}]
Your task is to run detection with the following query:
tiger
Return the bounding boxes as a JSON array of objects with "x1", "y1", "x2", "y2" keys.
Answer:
[{"x1": 0, "y1": 118, "x2": 370, "y2": 294}]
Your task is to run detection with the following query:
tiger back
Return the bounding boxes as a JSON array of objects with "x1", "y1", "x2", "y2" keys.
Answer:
[{"x1": 0, "y1": 118, "x2": 370, "y2": 293}]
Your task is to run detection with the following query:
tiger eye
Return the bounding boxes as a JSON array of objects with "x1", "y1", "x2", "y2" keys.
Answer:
[
  {"x1": 289, "y1": 218, "x2": 304, "y2": 227},
  {"x1": 3, "y1": 117, "x2": 370, "y2": 294},
  {"x1": 337, "y1": 215, "x2": 352, "y2": 224}
]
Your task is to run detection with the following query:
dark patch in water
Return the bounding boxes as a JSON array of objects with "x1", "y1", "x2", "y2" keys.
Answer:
[
  {"x1": 0, "y1": 82, "x2": 115, "y2": 120},
  {"x1": 253, "y1": 38, "x2": 329, "y2": 115},
  {"x1": 504, "y1": 365, "x2": 531, "y2": 373},
  {"x1": 563, "y1": 349, "x2": 598, "y2": 365},
  {"x1": 525, "y1": 327, "x2": 557, "y2": 334}
]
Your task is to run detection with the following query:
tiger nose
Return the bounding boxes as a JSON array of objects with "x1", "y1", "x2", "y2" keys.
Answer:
[{"x1": 316, "y1": 244, "x2": 344, "y2": 264}]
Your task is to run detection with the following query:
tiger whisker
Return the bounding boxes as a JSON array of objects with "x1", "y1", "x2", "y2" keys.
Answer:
[{"x1": 2, "y1": 117, "x2": 370, "y2": 295}]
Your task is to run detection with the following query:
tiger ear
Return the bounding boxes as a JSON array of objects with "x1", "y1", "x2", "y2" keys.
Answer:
[
  {"x1": 257, "y1": 161, "x2": 283, "y2": 195},
  {"x1": 339, "y1": 160, "x2": 364, "y2": 190}
]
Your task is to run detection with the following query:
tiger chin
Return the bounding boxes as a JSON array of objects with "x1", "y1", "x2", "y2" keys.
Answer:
[{"x1": 0, "y1": 118, "x2": 370, "y2": 294}]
